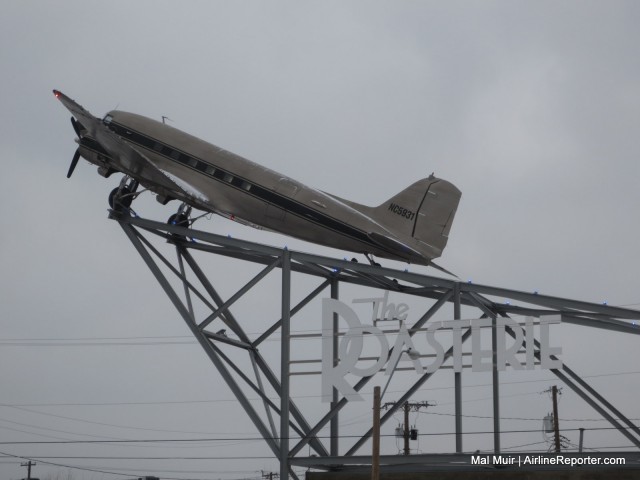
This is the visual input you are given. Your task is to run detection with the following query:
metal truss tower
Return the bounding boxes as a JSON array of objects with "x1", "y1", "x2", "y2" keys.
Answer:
[{"x1": 112, "y1": 211, "x2": 640, "y2": 479}]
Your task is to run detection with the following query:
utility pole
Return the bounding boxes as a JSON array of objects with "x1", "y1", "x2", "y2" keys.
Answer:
[
  {"x1": 551, "y1": 385, "x2": 561, "y2": 452},
  {"x1": 403, "y1": 402, "x2": 410, "y2": 456},
  {"x1": 382, "y1": 400, "x2": 434, "y2": 456},
  {"x1": 21, "y1": 461, "x2": 36, "y2": 480},
  {"x1": 371, "y1": 386, "x2": 381, "y2": 480}
]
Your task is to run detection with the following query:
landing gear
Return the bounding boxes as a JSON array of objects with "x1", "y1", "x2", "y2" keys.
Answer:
[
  {"x1": 167, "y1": 212, "x2": 189, "y2": 227},
  {"x1": 167, "y1": 203, "x2": 192, "y2": 228},
  {"x1": 109, "y1": 177, "x2": 139, "y2": 213}
]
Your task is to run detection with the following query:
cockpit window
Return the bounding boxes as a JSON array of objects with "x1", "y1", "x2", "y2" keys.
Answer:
[{"x1": 103, "y1": 114, "x2": 113, "y2": 125}]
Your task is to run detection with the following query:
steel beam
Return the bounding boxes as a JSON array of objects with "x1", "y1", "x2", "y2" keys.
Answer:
[
  {"x1": 280, "y1": 249, "x2": 291, "y2": 480},
  {"x1": 198, "y1": 257, "x2": 281, "y2": 330},
  {"x1": 119, "y1": 223, "x2": 281, "y2": 457},
  {"x1": 253, "y1": 279, "x2": 332, "y2": 348},
  {"x1": 330, "y1": 277, "x2": 339, "y2": 457},
  {"x1": 344, "y1": 328, "x2": 474, "y2": 456},
  {"x1": 112, "y1": 213, "x2": 640, "y2": 474},
  {"x1": 491, "y1": 315, "x2": 500, "y2": 453},
  {"x1": 290, "y1": 291, "x2": 453, "y2": 458},
  {"x1": 180, "y1": 248, "x2": 252, "y2": 342},
  {"x1": 453, "y1": 283, "x2": 462, "y2": 453}
]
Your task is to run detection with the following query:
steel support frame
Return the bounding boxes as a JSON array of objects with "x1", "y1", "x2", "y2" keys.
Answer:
[{"x1": 112, "y1": 213, "x2": 640, "y2": 476}]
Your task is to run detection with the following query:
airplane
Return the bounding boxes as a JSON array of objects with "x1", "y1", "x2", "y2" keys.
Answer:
[{"x1": 53, "y1": 89, "x2": 461, "y2": 268}]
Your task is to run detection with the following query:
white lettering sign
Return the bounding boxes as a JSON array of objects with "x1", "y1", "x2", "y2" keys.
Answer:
[{"x1": 321, "y1": 295, "x2": 562, "y2": 402}]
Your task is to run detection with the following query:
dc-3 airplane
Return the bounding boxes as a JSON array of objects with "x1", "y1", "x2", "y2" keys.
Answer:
[{"x1": 54, "y1": 89, "x2": 461, "y2": 267}]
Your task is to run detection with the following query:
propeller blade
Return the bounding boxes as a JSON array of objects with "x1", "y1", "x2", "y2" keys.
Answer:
[
  {"x1": 67, "y1": 149, "x2": 80, "y2": 178},
  {"x1": 70, "y1": 116, "x2": 84, "y2": 138}
]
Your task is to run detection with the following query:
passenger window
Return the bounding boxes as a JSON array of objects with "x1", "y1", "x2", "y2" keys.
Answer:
[
  {"x1": 205, "y1": 166, "x2": 216, "y2": 175},
  {"x1": 223, "y1": 173, "x2": 233, "y2": 183},
  {"x1": 188, "y1": 158, "x2": 197, "y2": 167},
  {"x1": 241, "y1": 181, "x2": 252, "y2": 191},
  {"x1": 103, "y1": 114, "x2": 113, "y2": 125}
]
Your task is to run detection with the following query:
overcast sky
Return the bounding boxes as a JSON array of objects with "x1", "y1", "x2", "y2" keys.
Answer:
[{"x1": 1, "y1": 1, "x2": 640, "y2": 479}]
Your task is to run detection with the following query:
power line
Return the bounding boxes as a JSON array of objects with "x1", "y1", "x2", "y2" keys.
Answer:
[
  {"x1": 0, "y1": 450, "x2": 139, "y2": 479},
  {"x1": 3, "y1": 446, "x2": 639, "y2": 463},
  {"x1": 0, "y1": 405, "x2": 247, "y2": 437},
  {"x1": 3, "y1": 369, "x2": 639, "y2": 409},
  {"x1": 7, "y1": 455, "x2": 276, "y2": 460},
  {"x1": 1, "y1": 393, "x2": 636, "y2": 443},
  {"x1": 0, "y1": 422, "x2": 255, "y2": 450},
  {"x1": 0, "y1": 450, "x2": 264, "y2": 480},
  {"x1": 418, "y1": 409, "x2": 640, "y2": 423},
  {"x1": 1, "y1": 424, "x2": 639, "y2": 445},
  {"x1": 0, "y1": 416, "x2": 136, "y2": 441},
  {"x1": 0, "y1": 327, "x2": 326, "y2": 347}
]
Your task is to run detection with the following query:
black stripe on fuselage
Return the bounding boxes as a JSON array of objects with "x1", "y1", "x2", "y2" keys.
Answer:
[{"x1": 107, "y1": 120, "x2": 385, "y2": 252}]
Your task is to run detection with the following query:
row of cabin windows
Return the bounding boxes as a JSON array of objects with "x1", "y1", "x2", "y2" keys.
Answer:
[{"x1": 152, "y1": 142, "x2": 252, "y2": 192}]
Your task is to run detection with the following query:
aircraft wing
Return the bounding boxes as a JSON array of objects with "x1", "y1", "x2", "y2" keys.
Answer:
[{"x1": 53, "y1": 89, "x2": 198, "y2": 203}]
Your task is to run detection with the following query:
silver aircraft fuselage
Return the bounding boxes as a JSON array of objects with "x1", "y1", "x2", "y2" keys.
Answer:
[{"x1": 54, "y1": 90, "x2": 461, "y2": 266}]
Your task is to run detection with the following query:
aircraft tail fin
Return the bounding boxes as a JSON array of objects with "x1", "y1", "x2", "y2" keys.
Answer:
[{"x1": 374, "y1": 176, "x2": 461, "y2": 260}]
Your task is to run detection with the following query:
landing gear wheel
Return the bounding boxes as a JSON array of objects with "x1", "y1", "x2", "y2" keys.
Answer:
[
  {"x1": 108, "y1": 177, "x2": 139, "y2": 213},
  {"x1": 166, "y1": 203, "x2": 192, "y2": 239},
  {"x1": 167, "y1": 213, "x2": 190, "y2": 228},
  {"x1": 109, "y1": 186, "x2": 133, "y2": 211}
]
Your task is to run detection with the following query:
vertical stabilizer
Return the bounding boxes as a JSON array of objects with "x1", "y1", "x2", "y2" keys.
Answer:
[{"x1": 374, "y1": 176, "x2": 461, "y2": 260}]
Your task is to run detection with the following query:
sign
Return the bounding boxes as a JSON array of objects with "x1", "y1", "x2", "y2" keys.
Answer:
[{"x1": 321, "y1": 293, "x2": 562, "y2": 402}]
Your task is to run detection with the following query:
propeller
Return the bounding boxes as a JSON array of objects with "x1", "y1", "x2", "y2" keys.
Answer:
[
  {"x1": 67, "y1": 149, "x2": 80, "y2": 178},
  {"x1": 67, "y1": 117, "x2": 85, "y2": 178},
  {"x1": 70, "y1": 116, "x2": 84, "y2": 137}
]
